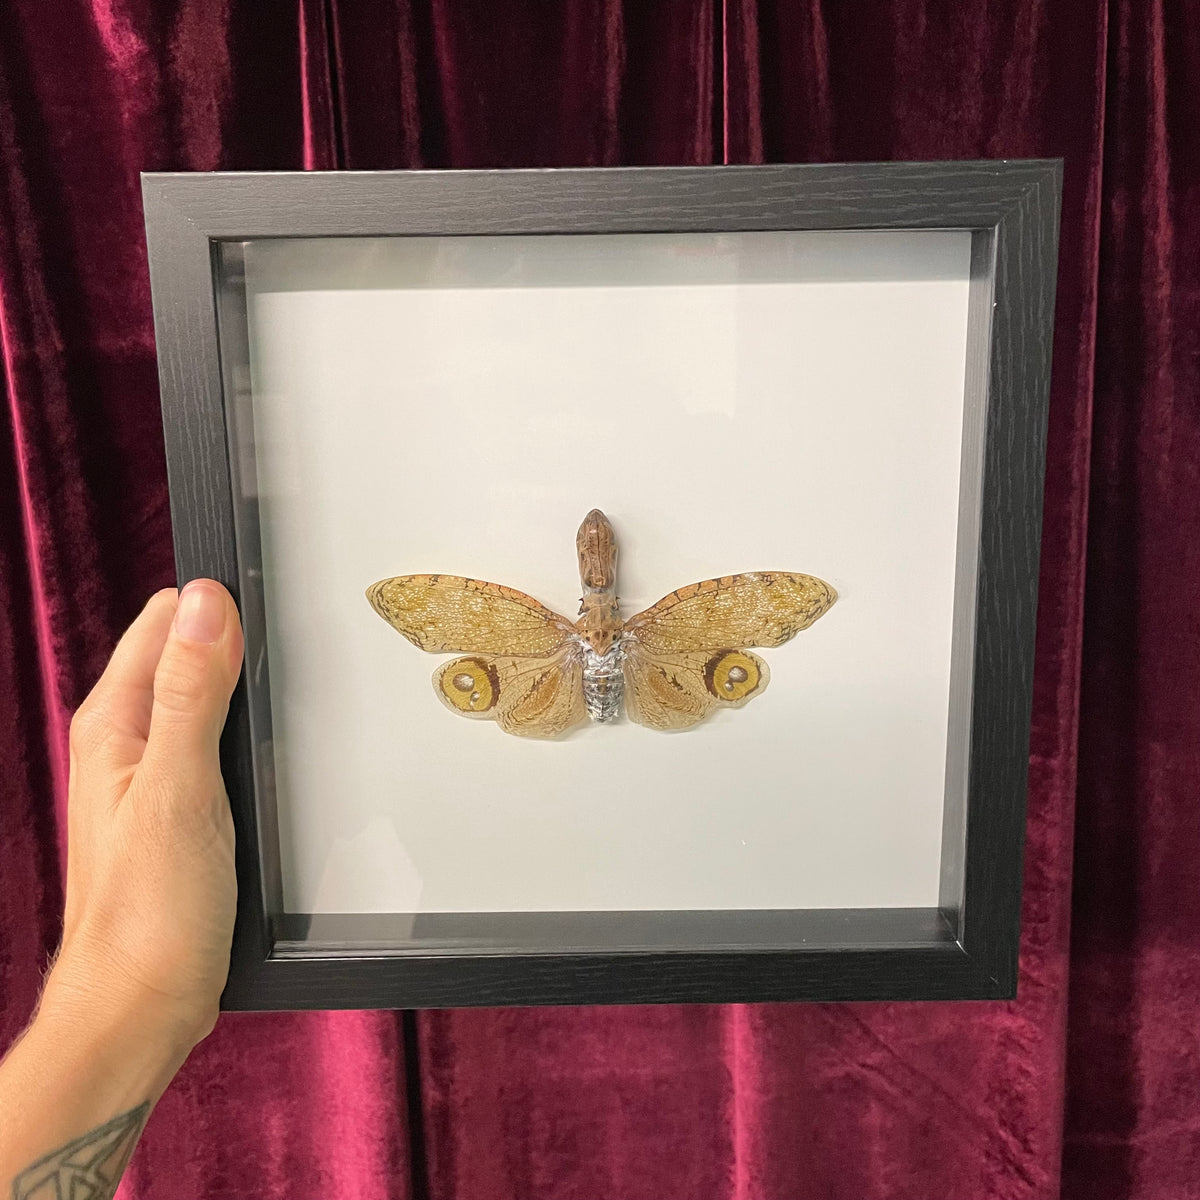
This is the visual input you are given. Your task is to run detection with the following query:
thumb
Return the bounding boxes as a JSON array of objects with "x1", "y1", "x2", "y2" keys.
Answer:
[{"x1": 144, "y1": 580, "x2": 243, "y2": 772}]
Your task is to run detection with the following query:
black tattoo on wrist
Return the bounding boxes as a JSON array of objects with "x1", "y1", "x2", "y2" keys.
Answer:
[{"x1": 11, "y1": 1101, "x2": 149, "y2": 1200}]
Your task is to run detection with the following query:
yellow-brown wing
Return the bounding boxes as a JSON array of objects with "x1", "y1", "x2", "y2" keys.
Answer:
[
  {"x1": 623, "y1": 643, "x2": 771, "y2": 731},
  {"x1": 366, "y1": 574, "x2": 576, "y2": 657},
  {"x1": 624, "y1": 572, "x2": 837, "y2": 654},
  {"x1": 433, "y1": 648, "x2": 587, "y2": 739}
]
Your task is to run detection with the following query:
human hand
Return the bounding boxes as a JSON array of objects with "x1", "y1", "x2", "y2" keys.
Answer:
[{"x1": 45, "y1": 582, "x2": 244, "y2": 1055}]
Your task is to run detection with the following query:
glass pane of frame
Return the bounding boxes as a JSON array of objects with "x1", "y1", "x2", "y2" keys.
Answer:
[{"x1": 218, "y1": 228, "x2": 978, "y2": 953}]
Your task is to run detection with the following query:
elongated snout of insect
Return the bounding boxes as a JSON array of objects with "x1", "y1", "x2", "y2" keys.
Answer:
[{"x1": 577, "y1": 509, "x2": 618, "y2": 592}]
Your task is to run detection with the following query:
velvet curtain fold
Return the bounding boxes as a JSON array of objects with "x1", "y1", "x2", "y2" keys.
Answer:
[{"x1": 0, "y1": 3, "x2": 1195, "y2": 1198}]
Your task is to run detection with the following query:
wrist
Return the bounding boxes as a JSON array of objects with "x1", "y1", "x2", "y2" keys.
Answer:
[
  {"x1": 38, "y1": 949, "x2": 204, "y2": 1094},
  {"x1": 0, "y1": 967, "x2": 189, "y2": 1192}
]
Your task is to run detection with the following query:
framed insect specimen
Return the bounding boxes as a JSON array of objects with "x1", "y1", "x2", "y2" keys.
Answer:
[
  {"x1": 366, "y1": 509, "x2": 837, "y2": 736},
  {"x1": 142, "y1": 162, "x2": 1061, "y2": 1009}
]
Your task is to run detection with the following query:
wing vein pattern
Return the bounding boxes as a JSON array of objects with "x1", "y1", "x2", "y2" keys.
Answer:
[{"x1": 367, "y1": 574, "x2": 576, "y2": 656}]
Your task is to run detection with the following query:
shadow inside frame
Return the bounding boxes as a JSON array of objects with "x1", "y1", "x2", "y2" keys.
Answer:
[{"x1": 272, "y1": 906, "x2": 957, "y2": 956}]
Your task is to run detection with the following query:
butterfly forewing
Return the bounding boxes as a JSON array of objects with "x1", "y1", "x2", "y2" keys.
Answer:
[
  {"x1": 367, "y1": 574, "x2": 577, "y2": 656},
  {"x1": 623, "y1": 572, "x2": 837, "y2": 654}
]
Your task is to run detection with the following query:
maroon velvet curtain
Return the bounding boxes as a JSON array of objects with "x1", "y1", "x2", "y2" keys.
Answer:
[{"x1": 1, "y1": 2, "x2": 1196, "y2": 1197}]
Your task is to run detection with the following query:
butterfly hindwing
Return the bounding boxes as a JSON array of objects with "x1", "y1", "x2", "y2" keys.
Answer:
[
  {"x1": 367, "y1": 574, "x2": 576, "y2": 656},
  {"x1": 434, "y1": 647, "x2": 587, "y2": 738},
  {"x1": 495, "y1": 650, "x2": 588, "y2": 738},
  {"x1": 623, "y1": 571, "x2": 836, "y2": 654},
  {"x1": 623, "y1": 642, "x2": 771, "y2": 731}
]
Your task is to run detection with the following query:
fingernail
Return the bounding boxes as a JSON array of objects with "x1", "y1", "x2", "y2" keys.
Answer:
[{"x1": 175, "y1": 582, "x2": 225, "y2": 644}]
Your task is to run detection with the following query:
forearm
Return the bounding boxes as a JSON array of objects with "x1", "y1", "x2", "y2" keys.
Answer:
[{"x1": 0, "y1": 958, "x2": 194, "y2": 1199}]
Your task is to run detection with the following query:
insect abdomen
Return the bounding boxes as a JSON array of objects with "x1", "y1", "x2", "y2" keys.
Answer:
[{"x1": 582, "y1": 646, "x2": 624, "y2": 723}]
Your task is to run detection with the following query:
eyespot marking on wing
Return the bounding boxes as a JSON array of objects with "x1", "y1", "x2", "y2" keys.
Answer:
[
  {"x1": 703, "y1": 650, "x2": 764, "y2": 702},
  {"x1": 437, "y1": 656, "x2": 499, "y2": 713}
]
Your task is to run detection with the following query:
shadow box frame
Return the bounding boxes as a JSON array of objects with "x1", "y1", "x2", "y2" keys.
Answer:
[{"x1": 141, "y1": 161, "x2": 1062, "y2": 1010}]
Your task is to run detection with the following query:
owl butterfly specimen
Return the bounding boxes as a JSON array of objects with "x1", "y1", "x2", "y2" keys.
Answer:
[{"x1": 366, "y1": 511, "x2": 837, "y2": 738}]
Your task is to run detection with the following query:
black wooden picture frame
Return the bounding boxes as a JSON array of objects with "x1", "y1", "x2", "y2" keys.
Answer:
[{"x1": 141, "y1": 162, "x2": 1062, "y2": 1010}]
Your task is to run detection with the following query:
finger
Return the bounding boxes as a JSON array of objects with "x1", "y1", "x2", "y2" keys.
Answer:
[
  {"x1": 69, "y1": 589, "x2": 179, "y2": 770},
  {"x1": 142, "y1": 580, "x2": 244, "y2": 774}
]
